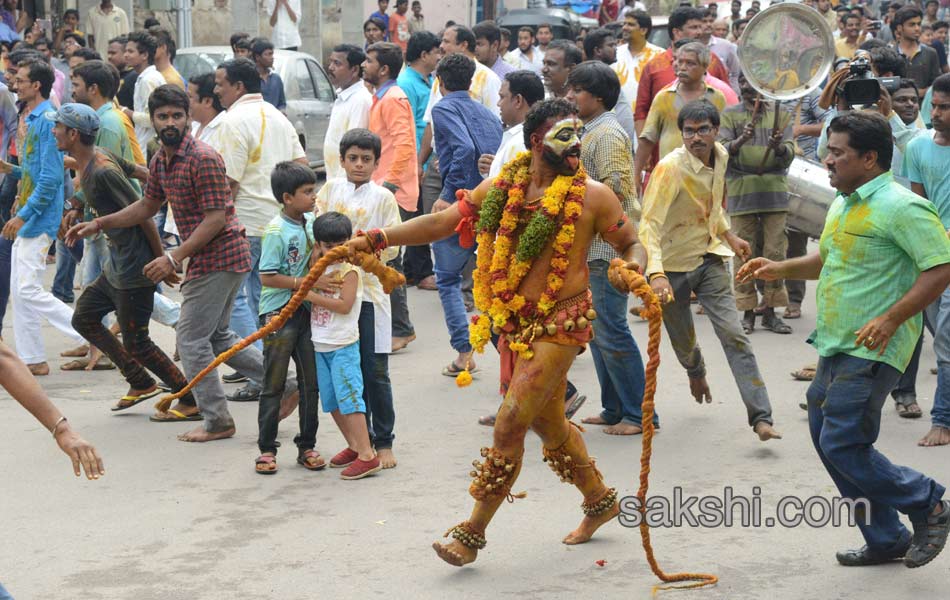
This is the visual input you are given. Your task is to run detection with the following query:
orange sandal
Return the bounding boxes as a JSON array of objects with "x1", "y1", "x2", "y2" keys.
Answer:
[
  {"x1": 297, "y1": 449, "x2": 326, "y2": 471},
  {"x1": 255, "y1": 455, "x2": 277, "y2": 475}
]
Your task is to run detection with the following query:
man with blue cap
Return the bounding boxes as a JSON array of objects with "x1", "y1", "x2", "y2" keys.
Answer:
[{"x1": 55, "y1": 102, "x2": 194, "y2": 413}]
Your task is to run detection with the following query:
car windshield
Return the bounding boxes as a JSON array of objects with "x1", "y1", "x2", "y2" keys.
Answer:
[{"x1": 174, "y1": 51, "x2": 230, "y2": 81}]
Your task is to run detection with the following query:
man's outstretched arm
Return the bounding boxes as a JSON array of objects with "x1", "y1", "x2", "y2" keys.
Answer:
[{"x1": 350, "y1": 178, "x2": 491, "y2": 251}]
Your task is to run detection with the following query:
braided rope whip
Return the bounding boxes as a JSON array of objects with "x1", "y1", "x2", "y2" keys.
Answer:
[
  {"x1": 155, "y1": 246, "x2": 404, "y2": 412},
  {"x1": 609, "y1": 259, "x2": 718, "y2": 595}
]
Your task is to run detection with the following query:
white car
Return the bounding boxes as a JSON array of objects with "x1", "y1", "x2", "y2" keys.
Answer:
[{"x1": 175, "y1": 46, "x2": 336, "y2": 169}]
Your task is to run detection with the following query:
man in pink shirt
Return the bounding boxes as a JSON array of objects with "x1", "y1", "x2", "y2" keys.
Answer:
[{"x1": 363, "y1": 41, "x2": 418, "y2": 349}]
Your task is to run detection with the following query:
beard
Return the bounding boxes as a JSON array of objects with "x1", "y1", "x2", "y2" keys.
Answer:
[
  {"x1": 541, "y1": 146, "x2": 581, "y2": 176},
  {"x1": 159, "y1": 126, "x2": 185, "y2": 147}
]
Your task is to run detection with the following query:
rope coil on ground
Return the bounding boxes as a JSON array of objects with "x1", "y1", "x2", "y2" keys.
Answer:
[
  {"x1": 609, "y1": 258, "x2": 718, "y2": 595},
  {"x1": 155, "y1": 246, "x2": 405, "y2": 412}
]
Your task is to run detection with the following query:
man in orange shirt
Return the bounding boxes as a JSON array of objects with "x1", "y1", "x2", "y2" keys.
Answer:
[
  {"x1": 363, "y1": 41, "x2": 418, "y2": 351},
  {"x1": 389, "y1": 0, "x2": 411, "y2": 53}
]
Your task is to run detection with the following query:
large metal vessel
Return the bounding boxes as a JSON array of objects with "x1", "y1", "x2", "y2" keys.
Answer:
[{"x1": 786, "y1": 157, "x2": 836, "y2": 239}]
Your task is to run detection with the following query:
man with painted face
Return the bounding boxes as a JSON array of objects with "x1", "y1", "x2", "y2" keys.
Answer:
[
  {"x1": 640, "y1": 99, "x2": 781, "y2": 443},
  {"x1": 347, "y1": 98, "x2": 645, "y2": 566}
]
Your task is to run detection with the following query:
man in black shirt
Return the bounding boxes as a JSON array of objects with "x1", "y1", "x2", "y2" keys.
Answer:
[
  {"x1": 108, "y1": 35, "x2": 137, "y2": 110},
  {"x1": 56, "y1": 103, "x2": 194, "y2": 413},
  {"x1": 893, "y1": 6, "x2": 942, "y2": 90}
]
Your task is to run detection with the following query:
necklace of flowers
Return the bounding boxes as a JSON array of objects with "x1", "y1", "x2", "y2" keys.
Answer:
[{"x1": 466, "y1": 151, "x2": 586, "y2": 373}]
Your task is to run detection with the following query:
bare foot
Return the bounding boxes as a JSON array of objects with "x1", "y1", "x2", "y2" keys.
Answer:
[
  {"x1": 279, "y1": 390, "x2": 299, "y2": 421},
  {"x1": 604, "y1": 423, "x2": 643, "y2": 435},
  {"x1": 581, "y1": 415, "x2": 610, "y2": 425},
  {"x1": 432, "y1": 540, "x2": 477, "y2": 566},
  {"x1": 918, "y1": 426, "x2": 950, "y2": 447},
  {"x1": 377, "y1": 448, "x2": 397, "y2": 469},
  {"x1": 754, "y1": 422, "x2": 782, "y2": 441},
  {"x1": 60, "y1": 344, "x2": 89, "y2": 357},
  {"x1": 84, "y1": 346, "x2": 104, "y2": 371},
  {"x1": 689, "y1": 376, "x2": 712, "y2": 404},
  {"x1": 177, "y1": 426, "x2": 235, "y2": 443},
  {"x1": 28, "y1": 362, "x2": 49, "y2": 376},
  {"x1": 563, "y1": 502, "x2": 619, "y2": 545}
]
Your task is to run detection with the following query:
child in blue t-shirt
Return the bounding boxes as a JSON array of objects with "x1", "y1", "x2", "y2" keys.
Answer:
[
  {"x1": 254, "y1": 162, "x2": 321, "y2": 475},
  {"x1": 307, "y1": 212, "x2": 381, "y2": 480}
]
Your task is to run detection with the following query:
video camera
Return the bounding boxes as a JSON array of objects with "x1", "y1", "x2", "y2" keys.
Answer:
[{"x1": 840, "y1": 56, "x2": 901, "y2": 108}]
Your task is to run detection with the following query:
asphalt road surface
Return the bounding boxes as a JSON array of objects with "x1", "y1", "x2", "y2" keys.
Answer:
[{"x1": 2, "y1": 265, "x2": 948, "y2": 599}]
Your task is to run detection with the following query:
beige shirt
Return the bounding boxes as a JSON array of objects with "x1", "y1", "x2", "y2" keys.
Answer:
[
  {"x1": 86, "y1": 5, "x2": 130, "y2": 57},
  {"x1": 640, "y1": 143, "x2": 732, "y2": 276},
  {"x1": 212, "y1": 93, "x2": 306, "y2": 237}
]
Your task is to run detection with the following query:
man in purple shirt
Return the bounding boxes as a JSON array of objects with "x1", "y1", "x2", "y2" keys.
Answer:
[{"x1": 473, "y1": 20, "x2": 515, "y2": 80}]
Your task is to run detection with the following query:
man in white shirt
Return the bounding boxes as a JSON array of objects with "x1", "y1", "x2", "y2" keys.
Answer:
[
  {"x1": 505, "y1": 26, "x2": 544, "y2": 75},
  {"x1": 87, "y1": 0, "x2": 130, "y2": 58},
  {"x1": 122, "y1": 31, "x2": 165, "y2": 149},
  {"x1": 266, "y1": 0, "x2": 302, "y2": 50},
  {"x1": 324, "y1": 43, "x2": 372, "y2": 180},
  {"x1": 614, "y1": 11, "x2": 663, "y2": 106},
  {"x1": 478, "y1": 70, "x2": 545, "y2": 179},
  {"x1": 212, "y1": 57, "x2": 308, "y2": 401}
]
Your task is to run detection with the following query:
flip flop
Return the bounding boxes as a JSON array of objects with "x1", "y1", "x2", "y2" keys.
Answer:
[
  {"x1": 255, "y1": 455, "x2": 278, "y2": 475},
  {"x1": 297, "y1": 449, "x2": 327, "y2": 471},
  {"x1": 442, "y1": 362, "x2": 478, "y2": 377},
  {"x1": 896, "y1": 401, "x2": 924, "y2": 419},
  {"x1": 60, "y1": 358, "x2": 116, "y2": 371},
  {"x1": 149, "y1": 409, "x2": 203, "y2": 422},
  {"x1": 565, "y1": 394, "x2": 588, "y2": 420},
  {"x1": 791, "y1": 367, "x2": 816, "y2": 381},
  {"x1": 111, "y1": 388, "x2": 162, "y2": 411}
]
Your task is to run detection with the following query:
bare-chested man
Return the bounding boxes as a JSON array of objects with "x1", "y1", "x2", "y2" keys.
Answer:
[{"x1": 349, "y1": 98, "x2": 645, "y2": 566}]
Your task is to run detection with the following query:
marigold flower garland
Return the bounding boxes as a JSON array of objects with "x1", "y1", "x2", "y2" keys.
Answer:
[{"x1": 461, "y1": 152, "x2": 586, "y2": 386}]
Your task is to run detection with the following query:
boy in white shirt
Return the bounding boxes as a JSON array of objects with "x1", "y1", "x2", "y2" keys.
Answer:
[
  {"x1": 308, "y1": 212, "x2": 380, "y2": 479},
  {"x1": 316, "y1": 129, "x2": 401, "y2": 469}
]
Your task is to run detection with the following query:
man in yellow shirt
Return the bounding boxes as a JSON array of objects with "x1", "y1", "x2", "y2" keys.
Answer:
[
  {"x1": 835, "y1": 13, "x2": 864, "y2": 59},
  {"x1": 640, "y1": 98, "x2": 781, "y2": 442}
]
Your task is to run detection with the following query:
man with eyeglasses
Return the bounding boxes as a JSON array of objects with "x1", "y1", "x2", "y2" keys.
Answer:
[{"x1": 639, "y1": 98, "x2": 781, "y2": 443}]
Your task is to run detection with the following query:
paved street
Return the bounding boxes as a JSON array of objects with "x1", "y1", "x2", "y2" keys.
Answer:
[{"x1": 2, "y1": 265, "x2": 949, "y2": 600}]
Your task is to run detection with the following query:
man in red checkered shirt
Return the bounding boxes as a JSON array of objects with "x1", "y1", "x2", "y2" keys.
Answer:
[{"x1": 69, "y1": 85, "x2": 296, "y2": 442}]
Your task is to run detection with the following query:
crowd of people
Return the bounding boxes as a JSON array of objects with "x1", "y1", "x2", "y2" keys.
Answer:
[{"x1": 1, "y1": 0, "x2": 950, "y2": 588}]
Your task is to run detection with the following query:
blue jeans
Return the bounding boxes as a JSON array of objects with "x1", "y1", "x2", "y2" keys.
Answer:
[
  {"x1": 51, "y1": 237, "x2": 78, "y2": 303},
  {"x1": 229, "y1": 236, "x2": 263, "y2": 353},
  {"x1": 0, "y1": 581, "x2": 12, "y2": 599},
  {"x1": 432, "y1": 233, "x2": 475, "y2": 353},
  {"x1": 925, "y1": 286, "x2": 950, "y2": 428},
  {"x1": 358, "y1": 301, "x2": 395, "y2": 448},
  {"x1": 807, "y1": 353, "x2": 945, "y2": 550},
  {"x1": 588, "y1": 260, "x2": 652, "y2": 426},
  {"x1": 81, "y1": 235, "x2": 108, "y2": 287}
]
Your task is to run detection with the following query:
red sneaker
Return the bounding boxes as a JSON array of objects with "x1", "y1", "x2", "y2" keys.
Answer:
[
  {"x1": 340, "y1": 457, "x2": 382, "y2": 480},
  {"x1": 330, "y1": 447, "x2": 359, "y2": 468}
]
